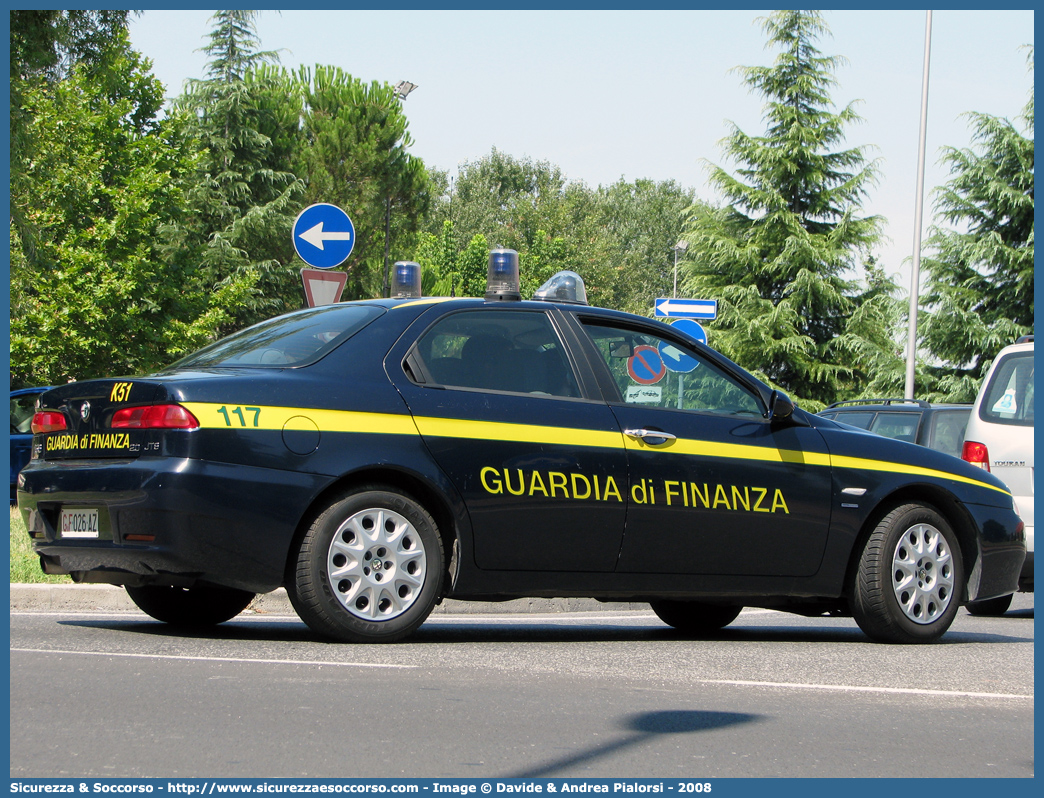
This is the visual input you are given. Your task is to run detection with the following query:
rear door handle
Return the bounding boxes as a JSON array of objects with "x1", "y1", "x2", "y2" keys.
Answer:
[{"x1": 623, "y1": 428, "x2": 677, "y2": 445}]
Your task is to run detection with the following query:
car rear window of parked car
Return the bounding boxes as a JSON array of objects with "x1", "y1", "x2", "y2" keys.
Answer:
[{"x1": 979, "y1": 351, "x2": 1034, "y2": 426}]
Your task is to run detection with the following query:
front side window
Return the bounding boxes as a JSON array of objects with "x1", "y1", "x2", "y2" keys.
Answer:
[
  {"x1": 980, "y1": 351, "x2": 1034, "y2": 426},
  {"x1": 412, "y1": 310, "x2": 580, "y2": 397},
  {"x1": 582, "y1": 322, "x2": 763, "y2": 417}
]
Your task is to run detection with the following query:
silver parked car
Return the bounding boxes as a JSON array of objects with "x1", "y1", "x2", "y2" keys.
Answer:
[{"x1": 962, "y1": 336, "x2": 1034, "y2": 615}]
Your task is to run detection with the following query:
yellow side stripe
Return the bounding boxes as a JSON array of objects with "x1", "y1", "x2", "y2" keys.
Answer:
[
  {"x1": 180, "y1": 403, "x2": 1007, "y2": 495},
  {"x1": 829, "y1": 454, "x2": 1011, "y2": 495},
  {"x1": 413, "y1": 416, "x2": 625, "y2": 450},
  {"x1": 181, "y1": 403, "x2": 418, "y2": 437}
]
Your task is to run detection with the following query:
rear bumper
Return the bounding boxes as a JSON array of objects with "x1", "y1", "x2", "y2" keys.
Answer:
[
  {"x1": 964, "y1": 502, "x2": 1027, "y2": 602},
  {"x1": 17, "y1": 456, "x2": 328, "y2": 593},
  {"x1": 1019, "y1": 551, "x2": 1033, "y2": 592}
]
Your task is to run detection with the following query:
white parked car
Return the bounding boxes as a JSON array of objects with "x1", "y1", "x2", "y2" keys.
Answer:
[{"x1": 962, "y1": 336, "x2": 1034, "y2": 615}]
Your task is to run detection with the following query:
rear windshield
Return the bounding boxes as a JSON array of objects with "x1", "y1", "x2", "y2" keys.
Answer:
[
  {"x1": 979, "y1": 350, "x2": 1034, "y2": 426},
  {"x1": 167, "y1": 304, "x2": 384, "y2": 369}
]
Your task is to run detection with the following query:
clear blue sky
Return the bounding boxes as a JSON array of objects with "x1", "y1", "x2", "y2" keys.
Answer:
[{"x1": 128, "y1": 9, "x2": 1034, "y2": 296}]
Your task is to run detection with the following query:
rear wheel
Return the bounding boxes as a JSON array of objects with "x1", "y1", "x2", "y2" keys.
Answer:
[
  {"x1": 287, "y1": 487, "x2": 444, "y2": 643},
  {"x1": 650, "y1": 600, "x2": 742, "y2": 635},
  {"x1": 966, "y1": 594, "x2": 1013, "y2": 616},
  {"x1": 125, "y1": 585, "x2": 256, "y2": 627},
  {"x1": 852, "y1": 503, "x2": 963, "y2": 643}
]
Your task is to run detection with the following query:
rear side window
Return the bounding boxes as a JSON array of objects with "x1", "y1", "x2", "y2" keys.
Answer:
[
  {"x1": 980, "y1": 351, "x2": 1034, "y2": 426},
  {"x1": 412, "y1": 309, "x2": 580, "y2": 397},
  {"x1": 926, "y1": 409, "x2": 969, "y2": 458},
  {"x1": 167, "y1": 305, "x2": 385, "y2": 369},
  {"x1": 825, "y1": 411, "x2": 874, "y2": 430},
  {"x1": 868, "y1": 412, "x2": 919, "y2": 443}
]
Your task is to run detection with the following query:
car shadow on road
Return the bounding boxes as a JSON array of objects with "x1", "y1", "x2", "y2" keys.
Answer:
[{"x1": 56, "y1": 615, "x2": 1034, "y2": 646}]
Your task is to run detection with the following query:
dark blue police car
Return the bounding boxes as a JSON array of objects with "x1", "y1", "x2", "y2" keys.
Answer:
[{"x1": 17, "y1": 252, "x2": 1025, "y2": 644}]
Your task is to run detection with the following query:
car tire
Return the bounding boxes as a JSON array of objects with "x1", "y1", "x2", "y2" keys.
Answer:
[
  {"x1": 287, "y1": 487, "x2": 444, "y2": 643},
  {"x1": 125, "y1": 585, "x2": 256, "y2": 627},
  {"x1": 852, "y1": 503, "x2": 963, "y2": 644},
  {"x1": 649, "y1": 600, "x2": 742, "y2": 635},
  {"x1": 966, "y1": 593, "x2": 1013, "y2": 616}
]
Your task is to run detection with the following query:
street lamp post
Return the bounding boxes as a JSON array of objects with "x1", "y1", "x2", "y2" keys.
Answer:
[
  {"x1": 383, "y1": 81, "x2": 418, "y2": 297},
  {"x1": 672, "y1": 240, "x2": 688, "y2": 298}
]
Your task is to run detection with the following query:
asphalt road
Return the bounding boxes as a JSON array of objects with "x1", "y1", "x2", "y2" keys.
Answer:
[{"x1": 9, "y1": 595, "x2": 1034, "y2": 779}]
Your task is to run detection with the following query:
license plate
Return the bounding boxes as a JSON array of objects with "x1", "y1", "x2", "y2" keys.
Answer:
[{"x1": 60, "y1": 508, "x2": 100, "y2": 539}]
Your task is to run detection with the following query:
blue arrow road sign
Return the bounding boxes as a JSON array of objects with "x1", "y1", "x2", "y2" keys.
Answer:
[
  {"x1": 293, "y1": 203, "x2": 356, "y2": 269},
  {"x1": 654, "y1": 298, "x2": 718, "y2": 319}
]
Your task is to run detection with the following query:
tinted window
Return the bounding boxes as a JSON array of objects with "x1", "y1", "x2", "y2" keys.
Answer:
[
  {"x1": 926, "y1": 409, "x2": 969, "y2": 457},
  {"x1": 583, "y1": 322, "x2": 762, "y2": 417},
  {"x1": 11, "y1": 392, "x2": 42, "y2": 434},
  {"x1": 413, "y1": 310, "x2": 579, "y2": 397},
  {"x1": 980, "y1": 351, "x2": 1034, "y2": 426},
  {"x1": 168, "y1": 305, "x2": 384, "y2": 369},
  {"x1": 868, "y1": 411, "x2": 918, "y2": 443},
  {"x1": 824, "y1": 411, "x2": 874, "y2": 430}
]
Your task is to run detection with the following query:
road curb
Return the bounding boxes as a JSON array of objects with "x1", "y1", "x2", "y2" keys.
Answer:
[{"x1": 8, "y1": 583, "x2": 648, "y2": 615}]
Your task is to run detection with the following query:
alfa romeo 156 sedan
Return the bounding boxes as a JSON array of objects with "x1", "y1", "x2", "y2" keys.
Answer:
[{"x1": 17, "y1": 255, "x2": 1025, "y2": 644}]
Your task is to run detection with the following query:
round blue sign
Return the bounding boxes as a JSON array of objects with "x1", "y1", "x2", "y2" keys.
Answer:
[
  {"x1": 293, "y1": 203, "x2": 356, "y2": 269},
  {"x1": 670, "y1": 318, "x2": 708, "y2": 346}
]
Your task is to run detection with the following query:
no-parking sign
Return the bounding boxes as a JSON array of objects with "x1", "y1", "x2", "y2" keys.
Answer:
[{"x1": 627, "y1": 345, "x2": 667, "y2": 385}]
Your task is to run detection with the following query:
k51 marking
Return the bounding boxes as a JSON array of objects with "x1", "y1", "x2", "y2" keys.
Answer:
[
  {"x1": 109, "y1": 382, "x2": 133, "y2": 402},
  {"x1": 216, "y1": 406, "x2": 262, "y2": 427}
]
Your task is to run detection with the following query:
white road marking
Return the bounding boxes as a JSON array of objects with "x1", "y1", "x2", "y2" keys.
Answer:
[
  {"x1": 701, "y1": 678, "x2": 1032, "y2": 701},
  {"x1": 10, "y1": 648, "x2": 416, "y2": 670}
]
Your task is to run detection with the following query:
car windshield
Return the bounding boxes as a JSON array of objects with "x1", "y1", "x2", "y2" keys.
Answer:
[{"x1": 166, "y1": 304, "x2": 385, "y2": 369}]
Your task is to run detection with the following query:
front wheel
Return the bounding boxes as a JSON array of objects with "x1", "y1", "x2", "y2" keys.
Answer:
[
  {"x1": 287, "y1": 487, "x2": 445, "y2": 643},
  {"x1": 650, "y1": 600, "x2": 742, "y2": 635},
  {"x1": 125, "y1": 585, "x2": 256, "y2": 627},
  {"x1": 852, "y1": 503, "x2": 963, "y2": 644}
]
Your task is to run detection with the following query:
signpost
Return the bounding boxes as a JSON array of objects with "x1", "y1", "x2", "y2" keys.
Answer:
[
  {"x1": 293, "y1": 203, "x2": 356, "y2": 270},
  {"x1": 654, "y1": 298, "x2": 717, "y2": 320}
]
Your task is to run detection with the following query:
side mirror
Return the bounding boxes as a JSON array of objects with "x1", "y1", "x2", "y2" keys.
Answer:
[{"x1": 768, "y1": 390, "x2": 795, "y2": 423}]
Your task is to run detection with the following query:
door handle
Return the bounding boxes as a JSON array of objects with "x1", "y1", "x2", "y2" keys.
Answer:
[{"x1": 623, "y1": 428, "x2": 677, "y2": 445}]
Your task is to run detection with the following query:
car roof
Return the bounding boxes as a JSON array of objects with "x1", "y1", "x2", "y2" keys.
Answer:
[{"x1": 821, "y1": 399, "x2": 971, "y2": 412}]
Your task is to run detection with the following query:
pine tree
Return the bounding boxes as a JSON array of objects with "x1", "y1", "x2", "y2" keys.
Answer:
[
  {"x1": 918, "y1": 50, "x2": 1034, "y2": 401},
  {"x1": 680, "y1": 10, "x2": 888, "y2": 408},
  {"x1": 162, "y1": 11, "x2": 304, "y2": 343}
]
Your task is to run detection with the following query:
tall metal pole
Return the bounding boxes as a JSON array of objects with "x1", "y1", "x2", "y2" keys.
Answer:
[{"x1": 905, "y1": 10, "x2": 933, "y2": 399}]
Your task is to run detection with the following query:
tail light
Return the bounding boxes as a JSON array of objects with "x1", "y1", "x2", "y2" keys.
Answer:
[
  {"x1": 962, "y1": 440, "x2": 990, "y2": 471},
  {"x1": 111, "y1": 404, "x2": 199, "y2": 429},
  {"x1": 31, "y1": 412, "x2": 67, "y2": 434}
]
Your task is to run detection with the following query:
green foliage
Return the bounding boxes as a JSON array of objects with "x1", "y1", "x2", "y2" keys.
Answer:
[
  {"x1": 680, "y1": 10, "x2": 888, "y2": 409},
  {"x1": 10, "y1": 507, "x2": 69, "y2": 583},
  {"x1": 590, "y1": 179, "x2": 698, "y2": 314},
  {"x1": 9, "y1": 40, "x2": 201, "y2": 386},
  {"x1": 422, "y1": 149, "x2": 681, "y2": 308},
  {"x1": 164, "y1": 12, "x2": 306, "y2": 339},
  {"x1": 918, "y1": 52, "x2": 1034, "y2": 401}
]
